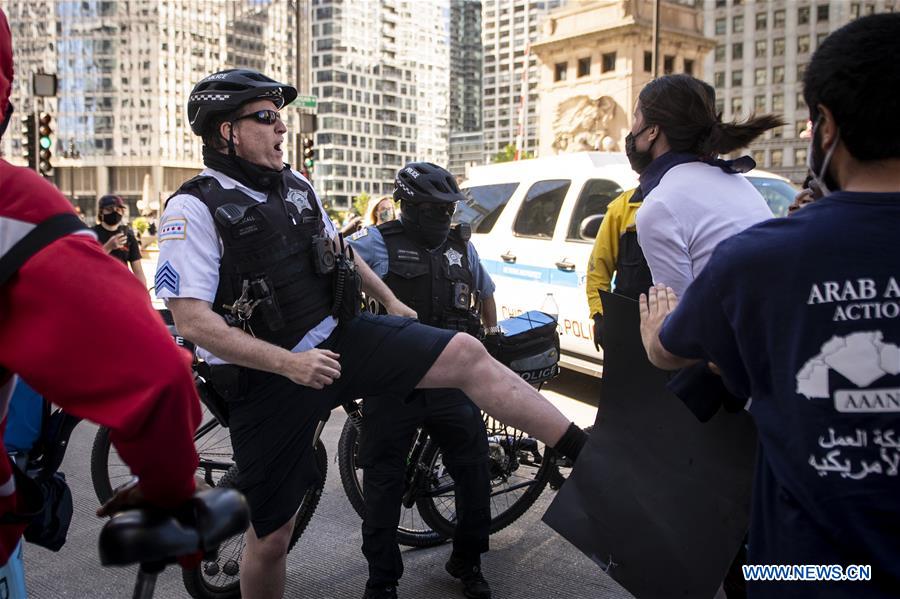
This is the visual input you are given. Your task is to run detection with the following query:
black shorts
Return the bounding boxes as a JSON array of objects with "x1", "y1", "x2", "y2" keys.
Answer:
[{"x1": 226, "y1": 312, "x2": 456, "y2": 537}]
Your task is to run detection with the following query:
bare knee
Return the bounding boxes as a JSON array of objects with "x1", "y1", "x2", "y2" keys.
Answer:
[
  {"x1": 443, "y1": 333, "x2": 489, "y2": 384},
  {"x1": 246, "y1": 518, "x2": 293, "y2": 562}
]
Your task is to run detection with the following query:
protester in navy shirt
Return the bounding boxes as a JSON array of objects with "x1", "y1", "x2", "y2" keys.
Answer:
[{"x1": 639, "y1": 14, "x2": 900, "y2": 598}]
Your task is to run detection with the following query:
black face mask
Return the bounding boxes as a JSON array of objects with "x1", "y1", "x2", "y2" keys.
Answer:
[
  {"x1": 807, "y1": 116, "x2": 841, "y2": 196},
  {"x1": 202, "y1": 145, "x2": 285, "y2": 192},
  {"x1": 625, "y1": 125, "x2": 657, "y2": 174},
  {"x1": 102, "y1": 212, "x2": 123, "y2": 226},
  {"x1": 401, "y1": 202, "x2": 454, "y2": 248}
]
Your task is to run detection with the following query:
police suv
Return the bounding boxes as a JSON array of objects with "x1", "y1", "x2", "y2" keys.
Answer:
[{"x1": 455, "y1": 152, "x2": 797, "y2": 378}]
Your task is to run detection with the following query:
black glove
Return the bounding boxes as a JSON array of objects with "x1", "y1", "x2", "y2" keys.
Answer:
[{"x1": 592, "y1": 313, "x2": 604, "y2": 351}]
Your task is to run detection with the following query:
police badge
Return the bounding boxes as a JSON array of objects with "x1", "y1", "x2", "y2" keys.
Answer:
[
  {"x1": 286, "y1": 188, "x2": 311, "y2": 213},
  {"x1": 444, "y1": 247, "x2": 463, "y2": 267}
]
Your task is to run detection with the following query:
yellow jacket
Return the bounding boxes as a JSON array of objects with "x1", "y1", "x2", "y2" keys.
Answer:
[{"x1": 586, "y1": 188, "x2": 642, "y2": 316}]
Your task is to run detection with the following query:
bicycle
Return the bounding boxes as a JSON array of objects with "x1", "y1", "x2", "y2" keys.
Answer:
[
  {"x1": 336, "y1": 309, "x2": 569, "y2": 544},
  {"x1": 336, "y1": 397, "x2": 561, "y2": 546}
]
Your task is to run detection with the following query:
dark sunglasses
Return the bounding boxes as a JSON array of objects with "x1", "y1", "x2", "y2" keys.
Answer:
[
  {"x1": 233, "y1": 109, "x2": 282, "y2": 126},
  {"x1": 419, "y1": 202, "x2": 457, "y2": 217}
]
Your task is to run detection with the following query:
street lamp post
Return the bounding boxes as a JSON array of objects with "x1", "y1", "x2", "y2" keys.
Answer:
[{"x1": 652, "y1": 0, "x2": 661, "y2": 78}]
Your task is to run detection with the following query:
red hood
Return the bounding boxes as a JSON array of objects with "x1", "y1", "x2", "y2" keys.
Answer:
[{"x1": 0, "y1": 9, "x2": 12, "y2": 121}]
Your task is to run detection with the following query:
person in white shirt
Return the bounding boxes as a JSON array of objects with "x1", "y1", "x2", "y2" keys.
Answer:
[{"x1": 628, "y1": 75, "x2": 782, "y2": 298}]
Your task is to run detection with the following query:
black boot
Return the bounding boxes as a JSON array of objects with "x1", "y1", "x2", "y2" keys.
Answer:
[
  {"x1": 362, "y1": 584, "x2": 398, "y2": 599},
  {"x1": 445, "y1": 556, "x2": 492, "y2": 599}
]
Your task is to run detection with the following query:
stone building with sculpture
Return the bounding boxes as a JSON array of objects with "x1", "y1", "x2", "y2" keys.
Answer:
[{"x1": 531, "y1": 0, "x2": 714, "y2": 158}]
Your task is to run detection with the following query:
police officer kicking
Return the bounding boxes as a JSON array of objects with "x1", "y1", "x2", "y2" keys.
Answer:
[
  {"x1": 349, "y1": 162, "x2": 496, "y2": 599},
  {"x1": 156, "y1": 69, "x2": 588, "y2": 599}
]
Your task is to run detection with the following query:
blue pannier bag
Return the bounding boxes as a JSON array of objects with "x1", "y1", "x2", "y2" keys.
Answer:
[{"x1": 4, "y1": 380, "x2": 43, "y2": 455}]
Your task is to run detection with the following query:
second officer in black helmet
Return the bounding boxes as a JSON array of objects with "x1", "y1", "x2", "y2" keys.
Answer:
[{"x1": 349, "y1": 162, "x2": 497, "y2": 599}]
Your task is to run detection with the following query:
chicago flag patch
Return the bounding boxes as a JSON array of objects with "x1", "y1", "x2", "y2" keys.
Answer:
[{"x1": 159, "y1": 218, "x2": 187, "y2": 242}]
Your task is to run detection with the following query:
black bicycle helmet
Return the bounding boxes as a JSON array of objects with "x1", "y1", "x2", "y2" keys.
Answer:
[
  {"x1": 393, "y1": 162, "x2": 466, "y2": 204},
  {"x1": 187, "y1": 69, "x2": 298, "y2": 136}
]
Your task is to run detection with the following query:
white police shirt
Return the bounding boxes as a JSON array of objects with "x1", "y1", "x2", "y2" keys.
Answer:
[{"x1": 155, "y1": 167, "x2": 338, "y2": 365}]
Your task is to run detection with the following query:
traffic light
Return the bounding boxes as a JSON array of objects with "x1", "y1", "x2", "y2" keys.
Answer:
[
  {"x1": 37, "y1": 111, "x2": 54, "y2": 176},
  {"x1": 303, "y1": 136, "x2": 315, "y2": 169},
  {"x1": 21, "y1": 113, "x2": 36, "y2": 171}
]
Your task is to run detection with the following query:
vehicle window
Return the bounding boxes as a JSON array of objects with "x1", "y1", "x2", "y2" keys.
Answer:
[
  {"x1": 746, "y1": 176, "x2": 797, "y2": 218},
  {"x1": 512, "y1": 179, "x2": 570, "y2": 239},
  {"x1": 455, "y1": 182, "x2": 520, "y2": 234},
  {"x1": 566, "y1": 178, "x2": 624, "y2": 241}
]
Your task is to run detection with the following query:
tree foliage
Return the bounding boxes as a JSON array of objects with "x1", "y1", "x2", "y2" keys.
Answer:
[
  {"x1": 352, "y1": 192, "x2": 370, "y2": 217},
  {"x1": 492, "y1": 143, "x2": 533, "y2": 163}
]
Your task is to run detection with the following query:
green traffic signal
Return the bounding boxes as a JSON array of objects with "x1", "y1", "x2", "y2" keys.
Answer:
[{"x1": 37, "y1": 112, "x2": 53, "y2": 176}]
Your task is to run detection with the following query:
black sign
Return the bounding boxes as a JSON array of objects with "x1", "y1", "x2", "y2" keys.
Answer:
[{"x1": 543, "y1": 291, "x2": 757, "y2": 598}]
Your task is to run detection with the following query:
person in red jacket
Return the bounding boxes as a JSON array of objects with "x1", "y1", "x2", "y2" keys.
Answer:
[{"x1": 0, "y1": 7, "x2": 201, "y2": 587}]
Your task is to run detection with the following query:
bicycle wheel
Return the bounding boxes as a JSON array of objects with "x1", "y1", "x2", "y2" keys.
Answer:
[
  {"x1": 415, "y1": 414, "x2": 554, "y2": 538},
  {"x1": 337, "y1": 416, "x2": 448, "y2": 548},
  {"x1": 182, "y1": 439, "x2": 328, "y2": 599},
  {"x1": 90, "y1": 404, "x2": 235, "y2": 504}
]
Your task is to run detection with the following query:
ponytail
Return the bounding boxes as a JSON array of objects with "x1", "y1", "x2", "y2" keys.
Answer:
[
  {"x1": 640, "y1": 75, "x2": 783, "y2": 156},
  {"x1": 702, "y1": 114, "x2": 784, "y2": 156}
]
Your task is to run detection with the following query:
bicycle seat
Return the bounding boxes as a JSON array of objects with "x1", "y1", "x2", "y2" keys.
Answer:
[{"x1": 99, "y1": 488, "x2": 248, "y2": 567}]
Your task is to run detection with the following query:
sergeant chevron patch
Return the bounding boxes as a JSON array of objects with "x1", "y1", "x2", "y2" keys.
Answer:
[{"x1": 155, "y1": 261, "x2": 180, "y2": 295}]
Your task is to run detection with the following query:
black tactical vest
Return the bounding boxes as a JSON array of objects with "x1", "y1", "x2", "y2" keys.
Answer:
[
  {"x1": 380, "y1": 221, "x2": 481, "y2": 334},
  {"x1": 171, "y1": 171, "x2": 333, "y2": 350},
  {"x1": 613, "y1": 188, "x2": 653, "y2": 300}
]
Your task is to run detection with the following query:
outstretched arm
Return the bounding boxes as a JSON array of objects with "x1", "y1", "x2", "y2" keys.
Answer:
[
  {"x1": 639, "y1": 284, "x2": 699, "y2": 370},
  {"x1": 168, "y1": 297, "x2": 342, "y2": 390}
]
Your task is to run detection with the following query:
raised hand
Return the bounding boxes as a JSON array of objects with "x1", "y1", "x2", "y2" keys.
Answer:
[{"x1": 639, "y1": 283, "x2": 679, "y2": 361}]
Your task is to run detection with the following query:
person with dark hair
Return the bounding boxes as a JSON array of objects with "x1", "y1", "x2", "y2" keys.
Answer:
[
  {"x1": 157, "y1": 69, "x2": 587, "y2": 599},
  {"x1": 0, "y1": 8, "x2": 200, "y2": 594},
  {"x1": 639, "y1": 13, "x2": 900, "y2": 598},
  {"x1": 628, "y1": 73, "x2": 782, "y2": 599},
  {"x1": 629, "y1": 73, "x2": 782, "y2": 297},
  {"x1": 349, "y1": 162, "x2": 495, "y2": 599},
  {"x1": 92, "y1": 194, "x2": 146, "y2": 287}
]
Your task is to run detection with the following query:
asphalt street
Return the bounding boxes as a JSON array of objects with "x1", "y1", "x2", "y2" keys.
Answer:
[{"x1": 22, "y1": 369, "x2": 633, "y2": 599}]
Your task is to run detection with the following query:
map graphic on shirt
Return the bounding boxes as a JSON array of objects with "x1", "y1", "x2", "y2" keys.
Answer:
[{"x1": 796, "y1": 331, "x2": 900, "y2": 401}]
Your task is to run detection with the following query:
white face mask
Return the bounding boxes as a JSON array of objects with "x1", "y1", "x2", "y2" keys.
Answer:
[{"x1": 806, "y1": 116, "x2": 841, "y2": 198}]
